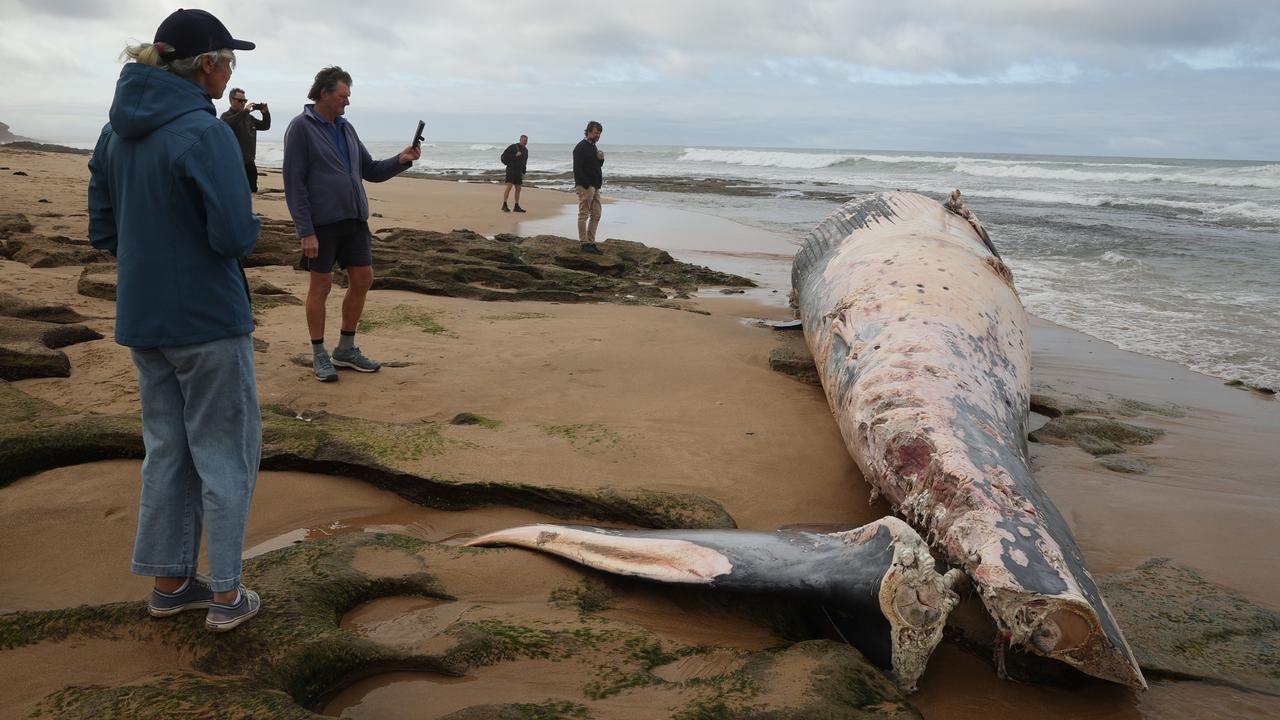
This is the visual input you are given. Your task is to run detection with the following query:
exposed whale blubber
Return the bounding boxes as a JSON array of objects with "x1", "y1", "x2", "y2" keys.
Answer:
[{"x1": 467, "y1": 517, "x2": 961, "y2": 692}]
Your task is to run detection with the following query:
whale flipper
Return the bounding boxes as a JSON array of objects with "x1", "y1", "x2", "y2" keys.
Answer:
[{"x1": 467, "y1": 516, "x2": 959, "y2": 692}]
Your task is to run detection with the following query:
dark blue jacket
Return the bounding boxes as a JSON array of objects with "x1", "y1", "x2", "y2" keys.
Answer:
[
  {"x1": 282, "y1": 106, "x2": 408, "y2": 238},
  {"x1": 88, "y1": 63, "x2": 260, "y2": 348}
]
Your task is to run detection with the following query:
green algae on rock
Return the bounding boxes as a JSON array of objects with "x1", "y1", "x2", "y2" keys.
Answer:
[
  {"x1": 549, "y1": 579, "x2": 617, "y2": 615},
  {"x1": 0, "y1": 382, "x2": 142, "y2": 486},
  {"x1": 359, "y1": 304, "x2": 450, "y2": 335},
  {"x1": 1101, "y1": 558, "x2": 1280, "y2": 695},
  {"x1": 449, "y1": 412, "x2": 503, "y2": 429},
  {"x1": 242, "y1": 219, "x2": 755, "y2": 308},
  {"x1": 1027, "y1": 416, "x2": 1164, "y2": 456},
  {"x1": 0, "y1": 386, "x2": 733, "y2": 529},
  {"x1": 11, "y1": 532, "x2": 918, "y2": 719},
  {"x1": 537, "y1": 423, "x2": 621, "y2": 450}
]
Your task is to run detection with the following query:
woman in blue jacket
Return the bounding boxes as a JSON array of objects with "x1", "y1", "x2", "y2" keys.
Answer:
[{"x1": 87, "y1": 9, "x2": 263, "y2": 632}]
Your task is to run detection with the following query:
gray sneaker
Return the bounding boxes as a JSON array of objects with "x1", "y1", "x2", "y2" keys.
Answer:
[
  {"x1": 206, "y1": 587, "x2": 261, "y2": 632},
  {"x1": 331, "y1": 346, "x2": 382, "y2": 373},
  {"x1": 148, "y1": 578, "x2": 214, "y2": 617},
  {"x1": 313, "y1": 350, "x2": 339, "y2": 382}
]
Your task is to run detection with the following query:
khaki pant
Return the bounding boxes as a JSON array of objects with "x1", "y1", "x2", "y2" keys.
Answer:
[{"x1": 575, "y1": 185, "x2": 602, "y2": 244}]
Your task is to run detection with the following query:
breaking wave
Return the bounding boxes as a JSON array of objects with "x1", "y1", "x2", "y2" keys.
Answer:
[
  {"x1": 953, "y1": 160, "x2": 1280, "y2": 189},
  {"x1": 679, "y1": 148, "x2": 857, "y2": 169}
]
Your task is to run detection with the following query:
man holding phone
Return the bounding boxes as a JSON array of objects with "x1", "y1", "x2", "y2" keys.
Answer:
[
  {"x1": 220, "y1": 87, "x2": 270, "y2": 192},
  {"x1": 282, "y1": 66, "x2": 421, "y2": 382}
]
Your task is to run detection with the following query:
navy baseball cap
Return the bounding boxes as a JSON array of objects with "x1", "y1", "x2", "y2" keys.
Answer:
[{"x1": 154, "y1": 9, "x2": 255, "y2": 60}]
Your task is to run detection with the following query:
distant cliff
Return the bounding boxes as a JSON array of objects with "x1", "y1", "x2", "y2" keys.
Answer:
[
  {"x1": 0, "y1": 121, "x2": 89, "y2": 155},
  {"x1": 0, "y1": 121, "x2": 33, "y2": 144}
]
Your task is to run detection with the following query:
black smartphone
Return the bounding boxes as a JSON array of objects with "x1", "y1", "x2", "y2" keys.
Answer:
[{"x1": 412, "y1": 120, "x2": 425, "y2": 150}]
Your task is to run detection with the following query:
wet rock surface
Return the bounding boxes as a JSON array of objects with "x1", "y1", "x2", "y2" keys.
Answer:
[
  {"x1": 1225, "y1": 378, "x2": 1278, "y2": 396},
  {"x1": 0, "y1": 314, "x2": 102, "y2": 381},
  {"x1": 1102, "y1": 558, "x2": 1280, "y2": 694},
  {"x1": 75, "y1": 264, "x2": 305, "y2": 321},
  {"x1": 9, "y1": 214, "x2": 752, "y2": 313},
  {"x1": 769, "y1": 346, "x2": 821, "y2": 387},
  {"x1": 246, "y1": 218, "x2": 755, "y2": 308},
  {"x1": 1029, "y1": 390, "x2": 1185, "y2": 419},
  {"x1": 0, "y1": 343, "x2": 71, "y2": 381},
  {"x1": 0, "y1": 291, "x2": 88, "y2": 324},
  {"x1": 75, "y1": 262, "x2": 117, "y2": 301},
  {"x1": 1027, "y1": 415, "x2": 1164, "y2": 456},
  {"x1": 0, "y1": 317, "x2": 102, "y2": 350},
  {"x1": 1097, "y1": 456, "x2": 1152, "y2": 474},
  {"x1": 763, "y1": 321, "x2": 822, "y2": 387},
  {"x1": 0, "y1": 213, "x2": 111, "y2": 268},
  {"x1": 1026, "y1": 389, "x2": 1175, "y2": 472}
]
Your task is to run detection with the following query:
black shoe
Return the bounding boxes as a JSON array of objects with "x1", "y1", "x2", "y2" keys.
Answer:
[
  {"x1": 580, "y1": 242, "x2": 603, "y2": 255},
  {"x1": 501, "y1": 203, "x2": 511, "y2": 212},
  {"x1": 513, "y1": 205, "x2": 526, "y2": 213}
]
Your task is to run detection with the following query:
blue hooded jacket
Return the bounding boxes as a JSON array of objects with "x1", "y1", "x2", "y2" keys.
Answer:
[{"x1": 88, "y1": 62, "x2": 261, "y2": 348}]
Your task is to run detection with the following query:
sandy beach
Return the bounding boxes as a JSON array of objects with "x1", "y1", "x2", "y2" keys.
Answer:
[{"x1": 1, "y1": 146, "x2": 1277, "y2": 719}]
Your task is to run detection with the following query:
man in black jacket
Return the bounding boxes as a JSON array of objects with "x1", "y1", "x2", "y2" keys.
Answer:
[
  {"x1": 220, "y1": 87, "x2": 270, "y2": 192},
  {"x1": 500, "y1": 134, "x2": 528, "y2": 212},
  {"x1": 572, "y1": 121, "x2": 604, "y2": 253}
]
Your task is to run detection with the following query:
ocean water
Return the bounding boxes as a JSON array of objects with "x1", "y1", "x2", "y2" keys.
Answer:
[{"x1": 255, "y1": 141, "x2": 1280, "y2": 392}]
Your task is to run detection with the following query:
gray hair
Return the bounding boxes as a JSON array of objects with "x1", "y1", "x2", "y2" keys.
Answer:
[
  {"x1": 120, "y1": 43, "x2": 235, "y2": 78},
  {"x1": 308, "y1": 66, "x2": 353, "y2": 102}
]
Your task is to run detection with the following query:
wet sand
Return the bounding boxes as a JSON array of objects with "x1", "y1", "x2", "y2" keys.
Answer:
[
  {"x1": 2, "y1": 146, "x2": 1277, "y2": 719},
  {"x1": 1028, "y1": 318, "x2": 1278, "y2": 607}
]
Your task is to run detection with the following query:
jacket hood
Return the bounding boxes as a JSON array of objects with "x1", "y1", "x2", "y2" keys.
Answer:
[{"x1": 108, "y1": 63, "x2": 214, "y2": 139}]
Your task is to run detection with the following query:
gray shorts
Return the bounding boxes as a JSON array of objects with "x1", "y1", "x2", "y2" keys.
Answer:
[{"x1": 301, "y1": 219, "x2": 372, "y2": 273}]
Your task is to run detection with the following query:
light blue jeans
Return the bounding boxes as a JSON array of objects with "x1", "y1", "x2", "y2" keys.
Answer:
[{"x1": 129, "y1": 333, "x2": 261, "y2": 592}]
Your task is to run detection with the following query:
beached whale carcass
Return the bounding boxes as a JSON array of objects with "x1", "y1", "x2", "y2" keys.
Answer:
[
  {"x1": 468, "y1": 517, "x2": 961, "y2": 692},
  {"x1": 791, "y1": 191, "x2": 1145, "y2": 688}
]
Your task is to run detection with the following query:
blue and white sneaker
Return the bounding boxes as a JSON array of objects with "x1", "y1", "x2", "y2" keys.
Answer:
[
  {"x1": 313, "y1": 350, "x2": 339, "y2": 382},
  {"x1": 331, "y1": 346, "x2": 382, "y2": 373},
  {"x1": 206, "y1": 587, "x2": 261, "y2": 632},
  {"x1": 148, "y1": 578, "x2": 215, "y2": 617}
]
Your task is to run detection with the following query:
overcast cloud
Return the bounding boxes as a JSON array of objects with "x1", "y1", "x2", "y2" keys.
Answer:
[{"x1": 2, "y1": 0, "x2": 1277, "y2": 158}]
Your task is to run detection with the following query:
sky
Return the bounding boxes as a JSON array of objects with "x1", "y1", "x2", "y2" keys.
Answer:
[{"x1": 2, "y1": 0, "x2": 1278, "y2": 160}]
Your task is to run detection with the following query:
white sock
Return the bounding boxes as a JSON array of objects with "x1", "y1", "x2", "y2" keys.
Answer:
[{"x1": 158, "y1": 578, "x2": 190, "y2": 596}]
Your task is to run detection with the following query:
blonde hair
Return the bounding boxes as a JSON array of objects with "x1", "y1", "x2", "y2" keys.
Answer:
[{"x1": 120, "y1": 43, "x2": 235, "y2": 78}]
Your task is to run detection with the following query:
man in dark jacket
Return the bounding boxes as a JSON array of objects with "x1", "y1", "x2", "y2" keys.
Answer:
[
  {"x1": 572, "y1": 121, "x2": 604, "y2": 253},
  {"x1": 283, "y1": 66, "x2": 421, "y2": 382},
  {"x1": 500, "y1": 134, "x2": 528, "y2": 213},
  {"x1": 88, "y1": 8, "x2": 263, "y2": 632},
  {"x1": 220, "y1": 87, "x2": 270, "y2": 192}
]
